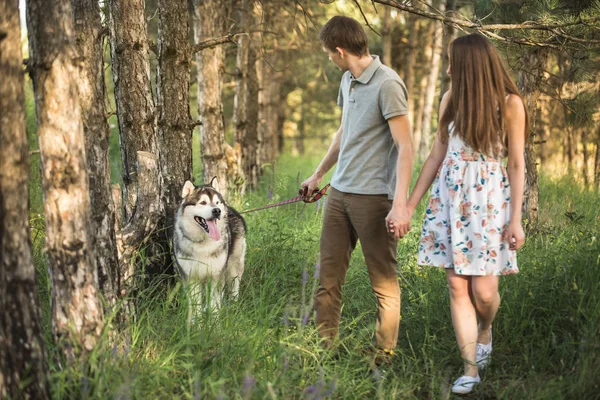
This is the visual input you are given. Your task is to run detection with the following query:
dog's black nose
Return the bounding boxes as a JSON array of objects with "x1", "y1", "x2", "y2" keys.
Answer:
[{"x1": 212, "y1": 208, "x2": 221, "y2": 218}]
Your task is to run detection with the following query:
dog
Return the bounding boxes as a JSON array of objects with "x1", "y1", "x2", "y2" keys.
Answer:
[{"x1": 173, "y1": 178, "x2": 247, "y2": 313}]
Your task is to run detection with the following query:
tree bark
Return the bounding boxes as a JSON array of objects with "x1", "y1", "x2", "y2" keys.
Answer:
[
  {"x1": 419, "y1": 0, "x2": 445, "y2": 159},
  {"x1": 403, "y1": 14, "x2": 418, "y2": 125},
  {"x1": 73, "y1": 0, "x2": 120, "y2": 308},
  {"x1": 412, "y1": 19, "x2": 433, "y2": 151},
  {"x1": 258, "y1": 62, "x2": 283, "y2": 164},
  {"x1": 108, "y1": 0, "x2": 158, "y2": 222},
  {"x1": 234, "y1": 0, "x2": 260, "y2": 191},
  {"x1": 594, "y1": 124, "x2": 600, "y2": 192},
  {"x1": 581, "y1": 128, "x2": 589, "y2": 187},
  {"x1": 517, "y1": 49, "x2": 547, "y2": 228},
  {"x1": 157, "y1": 0, "x2": 193, "y2": 231},
  {"x1": 26, "y1": 0, "x2": 104, "y2": 360},
  {"x1": 381, "y1": 6, "x2": 393, "y2": 67},
  {"x1": 193, "y1": 0, "x2": 230, "y2": 194},
  {"x1": 439, "y1": 0, "x2": 456, "y2": 101},
  {"x1": 0, "y1": 0, "x2": 50, "y2": 396}
]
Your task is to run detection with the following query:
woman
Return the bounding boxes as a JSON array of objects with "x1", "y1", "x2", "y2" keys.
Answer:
[{"x1": 402, "y1": 33, "x2": 527, "y2": 394}]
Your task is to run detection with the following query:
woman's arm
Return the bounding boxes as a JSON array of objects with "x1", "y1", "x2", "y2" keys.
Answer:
[{"x1": 504, "y1": 94, "x2": 527, "y2": 250}]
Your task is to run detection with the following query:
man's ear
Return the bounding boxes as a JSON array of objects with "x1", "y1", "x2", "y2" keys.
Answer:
[
  {"x1": 181, "y1": 180, "x2": 195, "y2": 198},
  {"x1": 209, "y1": 176, "x2": 221, "y2": 193},
  {"x1": 335, "y1": 46, "x2": 344, "y2": 58}
]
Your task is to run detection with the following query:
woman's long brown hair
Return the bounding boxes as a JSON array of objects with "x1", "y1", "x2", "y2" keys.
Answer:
[{"x1": 439, "y1": 33, "x2": 529, "y2": 158}]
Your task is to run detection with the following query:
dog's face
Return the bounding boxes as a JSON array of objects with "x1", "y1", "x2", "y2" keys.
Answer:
[{"x1": 179, "y1": 180, "x2": 226, "y2": 242}]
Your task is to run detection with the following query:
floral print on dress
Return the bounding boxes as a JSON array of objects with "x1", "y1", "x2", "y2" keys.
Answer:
[{"x1": 417, "y1": 130, "x2": 518, "y2": 276}]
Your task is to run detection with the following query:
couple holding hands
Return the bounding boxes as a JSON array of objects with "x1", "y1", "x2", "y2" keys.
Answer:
[{"x1": 300, "y1": 16, "x2": 526, "y2": 395}]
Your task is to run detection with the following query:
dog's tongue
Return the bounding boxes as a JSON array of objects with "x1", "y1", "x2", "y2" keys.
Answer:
[{"x1": 206, "y1": 219, "x2": 220, "y2": 241}]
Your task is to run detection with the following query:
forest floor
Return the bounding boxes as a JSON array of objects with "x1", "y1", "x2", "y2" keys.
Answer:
[{"x1": 30, "y1": 154, "x2": 600, "y2": 399}]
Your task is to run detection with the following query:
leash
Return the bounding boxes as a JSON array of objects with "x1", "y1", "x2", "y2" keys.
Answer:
[{"x1": 239, "y1": 184, "x2": 331, "y2": 214}]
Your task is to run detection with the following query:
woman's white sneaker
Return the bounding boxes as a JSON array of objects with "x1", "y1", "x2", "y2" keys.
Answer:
[
  {"x1": 451, "y1": 374, "x2": 481, "y2": 394},
  {"x1": 476, "y1": 329, "x2": 492, "y2": 368}
]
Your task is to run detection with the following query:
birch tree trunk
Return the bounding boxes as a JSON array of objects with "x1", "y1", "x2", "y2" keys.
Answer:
[
  {"x1": 234, "y1": 0, "x2": 260, "y2": 191},
  {"x1": 595, "y1": 124, "x2": 600, "y2": 192},
  {"x1": 108, "y1": 0, "x2": 158, "y2": 222},
  {"x1": 0, "y1": 0, "x2": 50, "y2": 396},
  {"x1": 26, "y1": 0, "x2": 104, "y2": 359},
  {"x1": 158, "y1": 0, "x2": 193, "y2": 230},
  {"x1": 517, "y1": 49, "x2": 547, "y2": 228},
  {"x1": 419, "y1": 0, "x2": 445, "y2": 159},
  {"x1": 73, "y1": 0, "x2": 120, "y2": 308},
  {"x1": 193, "y1": 0, "x2": 229, "y2": 194}
]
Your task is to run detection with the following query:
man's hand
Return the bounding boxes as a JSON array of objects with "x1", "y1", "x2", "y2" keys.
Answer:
[
  {"x1": 386, "y1": 205, "x2": 413, "y2": 240},
  {"x1": 300, "y1": 174, "x2": 323, "y2": 201}
]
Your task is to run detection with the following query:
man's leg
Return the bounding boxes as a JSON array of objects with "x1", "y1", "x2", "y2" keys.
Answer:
[
  {"x1": 348, "y1": 193, "x2": 400, "y2": 350},
  {"x1": 314, "y1": 188, "x2": 358, "y2": 345}
]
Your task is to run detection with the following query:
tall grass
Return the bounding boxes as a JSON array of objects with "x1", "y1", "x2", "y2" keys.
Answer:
[{"x1": 27, "y1": 150, "x2": 599, "y2": 399}]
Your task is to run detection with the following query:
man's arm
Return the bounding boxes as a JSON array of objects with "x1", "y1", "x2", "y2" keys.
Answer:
[
  {"x1": 300, "y1": 124, "x2": 343, "y2": 199},
  {"x1": 386, "y1": 114, "x2": 414, "y2": 240}
]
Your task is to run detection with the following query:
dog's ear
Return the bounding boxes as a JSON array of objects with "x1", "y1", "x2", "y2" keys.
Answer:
[
  {"x1": 209, "y1": 176, "x2": 220, "y2": 192},
  {"x1": 181, "y1": 180, "x2": 195, "y2": 198}
]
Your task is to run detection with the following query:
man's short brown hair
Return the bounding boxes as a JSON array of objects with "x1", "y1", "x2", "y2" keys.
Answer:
[{"x1": 318, "y1": 16, "x2": 369, "y2": 57}]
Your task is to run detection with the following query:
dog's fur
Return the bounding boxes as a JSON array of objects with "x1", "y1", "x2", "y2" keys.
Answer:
[{"x1": 173, "y1": 179, "x2": 246, "y2": 311}]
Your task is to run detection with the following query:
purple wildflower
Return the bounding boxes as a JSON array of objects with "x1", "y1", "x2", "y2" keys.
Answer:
[
  {"x1": 314, "y1": 263, "x2": 320, "y2": 279},
  {"x1": 302, "y1": 268, "x2": 308, "y2": 284},
  {"x1": 242, "y1": 373, "x2": 256, "y2": 397},
  {"x1": 302, "y1": 313, "x2": 309, "y2": 326},
  {"x1": 268, "y1": 188, "x2": 272, "y2": 200}
]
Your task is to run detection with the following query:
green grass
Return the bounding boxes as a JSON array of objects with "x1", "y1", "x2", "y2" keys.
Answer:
[{"x1": 29, "y1": 150, "x2": 600, "y2": 399}]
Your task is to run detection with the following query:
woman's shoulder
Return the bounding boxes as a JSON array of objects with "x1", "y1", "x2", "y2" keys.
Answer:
[{"x1": 505, "y1": 94, "x2": 525, "y2": 116}]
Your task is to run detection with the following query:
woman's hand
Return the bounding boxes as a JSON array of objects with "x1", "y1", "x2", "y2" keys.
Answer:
[
  {"x1": 386, "y1": 205, "x2": 414, "y2": 240},
  {"x1": 505, "y1": 221, "x2": 525, "y2": 250}
]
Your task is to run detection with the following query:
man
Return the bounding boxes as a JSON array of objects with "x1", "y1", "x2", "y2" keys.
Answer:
[{"x1": 300, "y1": 15, "x2": 414, "y2": 357}]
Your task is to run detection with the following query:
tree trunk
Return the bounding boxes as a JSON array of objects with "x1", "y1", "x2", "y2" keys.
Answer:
[
  {"x1": 72, "y1": 0, "x2": 120, "y2": 308},
  {"x1": 26, "y1": 0, "x2": 104, "y2": 360},
  {"x1": 517, "y1": 49, "x2": 547, "y2": 228},
  {"x1": 412, "y1": 19, "x2": 433, "y2": 151},
  {"x1": 419, "y1": 0, "x2": 445, "y2": 159},
  {"x1": 0, "y1": 1, "x2": 50, "y2": 396},
  {"x1": 439, "y1": 0, "x2": 456, "y2": 101},
  {"x1": 594, "y1": 124, "x2": 600, "y2": 192},
  {"x1": 381, "y1": 6, "x2": 393, "y2": 67},
  {"x1": 108, "y1": 0, "x2": 162, "y2": 288},
  {"x1": 158, "y1": 0, "x2": 193, "y2": 231},
  {"x1": 234, "y1": 0, "x2": 260, "y2": 191},
  {"x1": 296, "y1": 91, "x2": 306, "y2": 155},
  {"x1": 193, "y1": 0, "x2": 229, "y2": 194},
  {"x1": 581, "y1": 128, "x2": 589, "y2": 187},
  {"x1": 108, "y1": 0, "x2": 158, "y2": 222},
  {"x1": 403, "y1": 14, "x2": 418, "y2": 124}
]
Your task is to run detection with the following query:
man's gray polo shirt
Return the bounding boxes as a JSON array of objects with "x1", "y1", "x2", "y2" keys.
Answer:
[{"x1": 332, "y1": 55, "x2": 408, "y2": 199}]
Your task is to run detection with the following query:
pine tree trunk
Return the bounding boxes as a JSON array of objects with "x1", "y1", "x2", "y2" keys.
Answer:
[
  {"x1": 108, "y1": 0, "x2": 158, "y2": 222},
  {"x1": 0, "y1": 1, "x2": 50, "y2": 396},
  {"x1": 73, "y1": 0, "x2": 120, "y2": 308},
  {"x1": 439, "y1": 0, "x2": 456, "y2": 101},
  {"x1": 26, "y1": 0, "x2": 104, "y2": 359},
  {"x1": 381, "y1": 6, "x2": 393, "y2": 67},
  {"x1": 594, "y1": 124, "x2": 600, "y2": 192},
  {"x1": 108, "y1": 0, "x2": 162, "y2": 288},
  {"x1": 581, "y1": 128, "x2": 589, "y2": 187},
  {"x1": 419, "y1": 0, "x2": 445, "y2": 159},
  {"x1": 517, "y1": 49, "x2": 547, "y2": 228},
  {"x1": 403, "y1": 14, "x2": 418, "y2": 124},
  {"x1": 234, "y1": 0, "x2": 260, "y2": 191},
  {"x1": 412, "y1": 20, "x2": 434, "y2": 151},
  {"x1": 193, "y1": 0, "x2": 229, "y2": 194},
  {"x1": 158, "y1": 0, "x2": 193, "y2": 229}
]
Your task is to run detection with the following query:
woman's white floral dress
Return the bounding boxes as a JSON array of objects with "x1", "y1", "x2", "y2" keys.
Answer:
[{"x1": 417, "y1": 127, "x2": 518, "y2": 276}]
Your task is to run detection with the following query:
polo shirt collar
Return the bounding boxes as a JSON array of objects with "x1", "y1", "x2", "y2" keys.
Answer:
[{"x1": 351, "y1": 55, "x2": 381, "y2": 84}]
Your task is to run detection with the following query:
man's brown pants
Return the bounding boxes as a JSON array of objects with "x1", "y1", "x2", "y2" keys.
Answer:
[{"x1": 315, "y1": 187, "x2": 400, "y2": 350}]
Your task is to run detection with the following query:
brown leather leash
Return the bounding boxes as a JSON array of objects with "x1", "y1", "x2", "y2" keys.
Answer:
[{"x1": 239, "y1": 184, "x2": 331, "y2": 214}]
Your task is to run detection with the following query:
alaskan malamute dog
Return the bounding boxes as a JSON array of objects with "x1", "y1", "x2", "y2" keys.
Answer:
[{"x1": 173, "y1": 179, "x2": 246, "y2": 312}]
